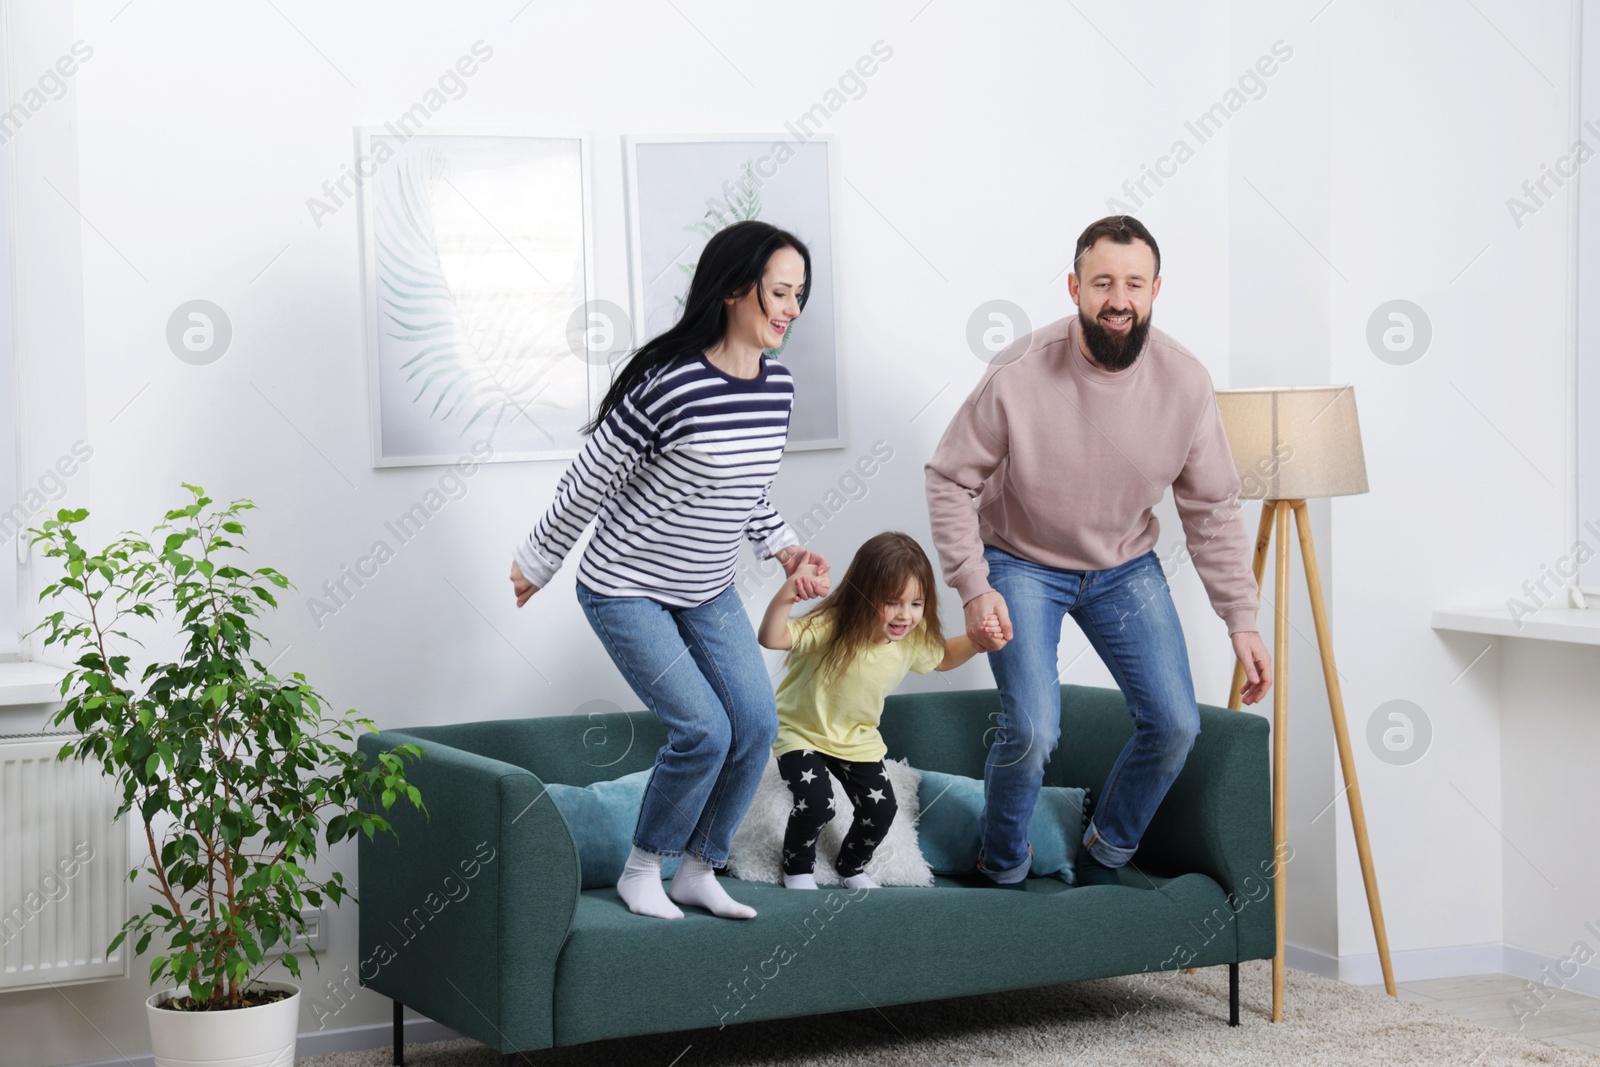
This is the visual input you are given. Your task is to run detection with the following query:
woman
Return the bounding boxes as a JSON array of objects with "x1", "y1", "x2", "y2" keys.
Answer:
[{"x1": 510, "y1": 220, "x2": 829, "y2": 921}]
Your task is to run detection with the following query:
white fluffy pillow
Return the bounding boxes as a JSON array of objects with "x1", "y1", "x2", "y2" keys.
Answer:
[{"x1": 727, "y1": 755, "x2": 933, "y2": 887}]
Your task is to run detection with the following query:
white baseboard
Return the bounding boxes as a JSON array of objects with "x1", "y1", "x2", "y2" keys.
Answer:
[
  {"x1": 1285, "y1": 940, "x2": 1504, "y2": 984},
  {"x1": 1502, "y1": 944, "x2": 1600, "y2": 1001},
  {"x1": 74, "y1": 1016, "x2": 466, "y2": 1067},
  {"x1": 1286, "y1": 939, "x2": 1600, "y2": 999}
]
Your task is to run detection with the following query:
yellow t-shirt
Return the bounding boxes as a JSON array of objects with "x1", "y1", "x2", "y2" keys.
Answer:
[{"x1": 773, "y1": 614, "x2": 945, "y2": 762}]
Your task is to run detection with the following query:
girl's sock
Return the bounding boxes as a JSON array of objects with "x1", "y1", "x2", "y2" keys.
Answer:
[
  {"x1": 783, "y1": 872, "x2": 818, "y2": 890},
  {"x1": 843, "y1": 872, "x2": 879, "y2": 890},
  {"x1": 670, "y1": 855, "x2": 757, "y2": 919},
  {"x1": 617, "y1": 847, "x2": 683, "y2": 919}
]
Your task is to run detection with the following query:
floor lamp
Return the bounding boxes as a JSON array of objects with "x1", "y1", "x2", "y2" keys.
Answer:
[{"x1": 1213, "y1": 385, "x2": 1396, "y2": 1022}]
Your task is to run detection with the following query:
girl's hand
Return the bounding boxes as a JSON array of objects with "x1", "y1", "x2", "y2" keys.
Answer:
[
  {"x1": 964, "y1": 590, "x2": 1012, "y2": 651},
  {"x1": 511, "y1": 560, "x2": 539, "y2": 607},
  {"x1": 788, "y1": 562, "x2": 831, "y2": 601},
  {"x1": 978, "y1": 608, "x2": 1007, "y2": 647},
  {"x1": 776, "y1": 546, "x2": 830, "y2": 600}
]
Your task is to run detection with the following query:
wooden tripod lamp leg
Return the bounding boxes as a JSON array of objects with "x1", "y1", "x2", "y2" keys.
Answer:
[
  {"x1": 1291, "y1": 502, "x2": 1397, "y2": 998},
  {"x1": 1229, "y1": 500, "x2": 1277, "y2": 711},
  {"x1": 1271, "y1": 500, "x2": 1290, "y2": 1022}
]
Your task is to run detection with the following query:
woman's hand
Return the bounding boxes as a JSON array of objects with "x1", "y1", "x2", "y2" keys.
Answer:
[
  {"x1": 511, "y1": 560, "x2": 540, "y2": 607},
  {"x1": 760, "y1": 562, "x2": 829, "y2": 650},
  {"x1": 789, "y1": 561, "x2": 831, "y2": 599},
  {"x1": 775, "y1": 546, "x2": 830, "y2": 600}
]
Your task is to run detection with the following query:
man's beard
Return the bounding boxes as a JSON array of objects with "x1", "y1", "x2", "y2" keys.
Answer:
[{"x1": 1079, "y1": 309, "x2": 1151, "y2": 371}]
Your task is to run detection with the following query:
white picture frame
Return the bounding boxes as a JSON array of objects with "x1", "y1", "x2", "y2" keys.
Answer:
[
  {"x1": 622, "y1": 133, "x2": 845, "y2": 451},
  {"x1": 357, "y1": 127, "x2": 605, "y2": 467}
]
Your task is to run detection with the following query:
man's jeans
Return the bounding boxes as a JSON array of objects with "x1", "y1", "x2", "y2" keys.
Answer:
[
  {"x1": 576, "y1": 582, "x2": 778, "y2": 866},
  {"x1": 979, "y1": 545, "x2": 1200, "y2": 882}
]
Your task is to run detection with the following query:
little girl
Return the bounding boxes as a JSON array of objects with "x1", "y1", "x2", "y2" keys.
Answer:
[{"x1": 758, "y1": 531, "x2": 1006, "y2": 890}]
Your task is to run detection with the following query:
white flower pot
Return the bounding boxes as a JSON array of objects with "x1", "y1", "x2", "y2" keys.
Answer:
[{"x1": 146, "y1": 981, "x2": 300, "y2": 1067}]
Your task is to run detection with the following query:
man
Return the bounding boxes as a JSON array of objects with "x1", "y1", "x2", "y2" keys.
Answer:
[{"x1": 925, "y1": 215, "x2": 1272, "y2": 888}]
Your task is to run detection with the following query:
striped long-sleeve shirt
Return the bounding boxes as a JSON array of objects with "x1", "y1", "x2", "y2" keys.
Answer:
[{"x1": 514, "y1": 352, "x2": 800, "y2": 607}]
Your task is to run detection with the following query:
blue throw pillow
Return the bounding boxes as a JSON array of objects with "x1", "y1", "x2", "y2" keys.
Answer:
[
  {"x1": 915, "y1": 769, "x2": 1087, "y2": 883},
  {"x1": 546, "y1": 770, "x2": 680, "y2": 889}
]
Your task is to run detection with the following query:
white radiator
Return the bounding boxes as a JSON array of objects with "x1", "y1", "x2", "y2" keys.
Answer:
[{"x1": 0, "y1": 733, "x2": 127, "y2": 991}]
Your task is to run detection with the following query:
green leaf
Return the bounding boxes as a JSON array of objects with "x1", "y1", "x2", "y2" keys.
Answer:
[{"x1": 28, "y1": 483, "x2": 421, "y2": 998}]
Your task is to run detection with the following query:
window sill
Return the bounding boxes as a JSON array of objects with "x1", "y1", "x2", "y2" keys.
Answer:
[
  {"x1": 1431, "y1": 606, "x2": 1600, "y2": 647},
  {"x1": 0, "y1": 660, "x2": 70, "y2": 705}
]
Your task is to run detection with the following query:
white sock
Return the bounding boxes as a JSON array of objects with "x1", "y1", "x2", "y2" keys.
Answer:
[
  {"x1": 670, "y1": 855, "x2": 756, "y2": 919},
  {"x1": 617, "y1": 847, "x2": 683, "y2": 920},
  {"x1": 783, "y1": 872, "x2": 819, "y2": 890},
  {"x1": 843, "y1": 872, "x2": 879, "y2": 890}
]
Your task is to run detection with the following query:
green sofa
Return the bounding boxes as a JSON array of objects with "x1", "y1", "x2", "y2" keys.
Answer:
[{"x1": 357, "y1": 685, "x2": 1273, "y2": 1064}]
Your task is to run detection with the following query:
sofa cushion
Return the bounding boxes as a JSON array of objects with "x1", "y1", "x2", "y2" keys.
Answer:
[
  {"x1": 916, "y1": 769, "x2": 1087, "y2": 881},
  {"x1": 545, "y1": 770, "x2": 680, "y2": 889},
  {"x1": 551, "y1": 871, "x2": 1240, "y2": 1047},
  {"x1": 726, "y1": 756, "x2": 933, "y2": 887}
]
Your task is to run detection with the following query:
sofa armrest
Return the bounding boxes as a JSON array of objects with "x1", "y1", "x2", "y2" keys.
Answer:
[
  {"x1": 1056, "y1": 686, "x2": 1274, "y2": 962},
  {"x1": 357, "y1": 730, "x2": 581, "y2": 1053}
]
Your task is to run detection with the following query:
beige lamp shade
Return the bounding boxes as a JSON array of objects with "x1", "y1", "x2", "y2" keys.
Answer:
[{"x1": 1214, "y1": 385, "x2": 1369, "y2": 500}]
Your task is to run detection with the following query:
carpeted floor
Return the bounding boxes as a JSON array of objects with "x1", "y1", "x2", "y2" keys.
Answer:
[{"x1": 297, "y1": 961, "x2": 1600, "y2": 1066}]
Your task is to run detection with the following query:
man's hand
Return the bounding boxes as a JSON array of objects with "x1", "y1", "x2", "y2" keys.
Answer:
[
  {"x1": 511, "y1": 560, "x2": 539, "y2": 607},
  {"x1": 1232, "y1": 630, "x2": 1272, "y2": 705},
  {"x1": 776, "y1": 545, "x2": 830, "y2": 600},
  {"x1": 964, "y1": 590, "x2": 1013, "y2": 652},
  {"x1": 975, "y1": 610, "x2": 1007, "y2": 648}
]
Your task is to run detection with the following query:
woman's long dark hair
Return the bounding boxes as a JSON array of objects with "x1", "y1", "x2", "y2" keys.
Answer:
[
  {"x1": 793, "y1": 532, "x2": 944, "y2": 683},
  {"x1": 583, "y1": 220, "x2": 812, "y2": 434}
]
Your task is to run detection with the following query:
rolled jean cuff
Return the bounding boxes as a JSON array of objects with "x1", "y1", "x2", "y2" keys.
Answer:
[
  {"x1": 1083, "y1": 821, "x2": 1136, "y2": 868},
  {"x1": 978, "y1": 843, "x2": 1032, "y2": 885},
  {"x1": 630, "y1": 838, "x2": 682, "y2": 860}
]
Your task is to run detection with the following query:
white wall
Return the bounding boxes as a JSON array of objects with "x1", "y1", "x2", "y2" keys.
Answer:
[
  {"x1": 1228, "y1": 0, "x2": 1587, "y2": 984},
  {"x1": 1326, "y1": 0, "x2": 1576, "y2": 968},
  {"x1": 6, "y1": 1, "x2": 1598, "y2": 1063},
  {"x1": 1501, "y1": 639, "x2": 1600, "y2": 970},
  {"x1": 1225, "y1": 0, "x2": 1342, "y2": 960},
  {"x1": 0, "y1": 2, "x2": 1247, "y2": 1063}
]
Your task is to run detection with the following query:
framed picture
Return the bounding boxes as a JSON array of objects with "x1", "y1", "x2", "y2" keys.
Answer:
[
  {"x1": 357, "y1": 127, "x2": 606, "y2": 467},
  {"x1": 623, "y1": 134, "x2": 844, "y2": 450}
]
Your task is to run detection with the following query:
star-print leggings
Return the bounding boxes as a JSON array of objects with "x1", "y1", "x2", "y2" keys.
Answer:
[{"x1": 777, "y1": 749, "x2": 899, "y2": 877}]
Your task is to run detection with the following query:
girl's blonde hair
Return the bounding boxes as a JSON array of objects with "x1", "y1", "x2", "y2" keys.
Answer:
[{"x1": 793, "y1": 531, "x2": 943, "y2": 682}]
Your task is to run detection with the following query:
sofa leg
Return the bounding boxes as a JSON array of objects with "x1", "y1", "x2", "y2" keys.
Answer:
[
  {"x1": 393, "y1": 1000, "x2": 404, "y2": 1065},
  {"x1": 1228, "y1": 963, "x2": 1240, "y2": 1026}
]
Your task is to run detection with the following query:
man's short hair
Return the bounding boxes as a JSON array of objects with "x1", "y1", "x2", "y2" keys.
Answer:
[{"x1": 1073, "y1": 215, "x2": 1161, "y2": 278}]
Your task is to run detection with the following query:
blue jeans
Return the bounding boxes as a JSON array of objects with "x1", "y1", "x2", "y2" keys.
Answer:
[
  {"x1": 979, "y1": 545, "x2": 1199, "y2": 882},
  {"x1": 576, "y1": 582, "x2": 778, "y2": 866}
]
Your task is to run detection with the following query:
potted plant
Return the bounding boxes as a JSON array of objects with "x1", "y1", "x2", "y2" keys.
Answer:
[{"x1": 29, "y1": 485, "x2": 425, "y2": 1067}]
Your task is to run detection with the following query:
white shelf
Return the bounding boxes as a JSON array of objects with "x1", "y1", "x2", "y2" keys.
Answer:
[
  {"x1": 1431, "y1": 606, "x2": 1600, "y2": 647},
  {"x1": 0, "y1": 661, "x2": 70, "y2": 705}
]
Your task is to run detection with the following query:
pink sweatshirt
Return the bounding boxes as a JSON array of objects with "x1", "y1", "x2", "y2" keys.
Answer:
[{"x1": 925, "y1": 314, "x2": 1259, "y2": 634}]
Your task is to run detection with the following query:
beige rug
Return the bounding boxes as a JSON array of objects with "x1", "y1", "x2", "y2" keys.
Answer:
[{"x1": 297, "y1": 961, "x2": 1600, "y2": 1066}]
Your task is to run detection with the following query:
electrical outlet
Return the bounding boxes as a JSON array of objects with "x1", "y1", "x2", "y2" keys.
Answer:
[
  {"x1": 257, "y1": 907, "x2": 328, "y2": 957},
  {"x1": 293, "y1": 907, "x2": 329, "y2": 951},
  {"x1": 259, "y1": 908, "x2": 328, "y2": 953}
]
